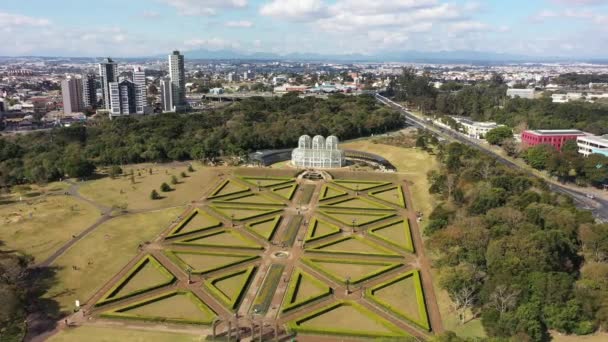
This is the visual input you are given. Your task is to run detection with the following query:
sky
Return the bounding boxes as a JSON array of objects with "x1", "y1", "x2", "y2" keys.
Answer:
[{"x1": 1, "y1": 0, "x2": 608, "y2": 58}]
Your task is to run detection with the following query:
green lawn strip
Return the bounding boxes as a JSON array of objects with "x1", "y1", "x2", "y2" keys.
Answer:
[
  {"x1": 211, "y1": 192, "x2": 285, "y2": 207},
  {"x1": 203, "y1": 265, "x2": 257, "y2": 311},
  {"x1": 100, "y1": 290, "x2": 217, "y2": 325},
  {"x1": 331, "y1": 180, "x2": 393, "y2": 192},
  {"x1": 208, "y1": 204, "x2": 283, "y2": 222},
  {"x1": 368, "y1": 219, "x2": 414, "y2": 253},
  {"x1": 271, "y1": 183, "x2": 298, "y2": 200},
  {"x1": 299, "y1": 184, "x2": 315, "y2": 205},
  {"x1": 319, "y1": 196, "x2": 394, "y2": 210},
  {"x1": 238, "y1": 176, "x2": 294, "y2": 188},
  {"x1": 306, "y1": 236, "x2": 401, "y2": 258},
  {"x1": 245, "y1": 215, "x2": 282, "y2": 241},
  {"x1": 166, "y1": 209, "x2": 222, "y2": 239},
  {"x1": 318, "y1": 184, "x2": 348, "y2": 201},
  {"x1": 365, "y1": 270, "x2": 431, "y2": 331},
  {"x1": 281, "y1": 269, "x2": 332, "y2": 313},
  {"x1": 286, "y1": 301, "x2": 408, "y2": 338},
  {"x1": 368, "y1": 186, "x2": 407, "y2": 208},
  {"x1": 163, "y1": 250, "x2": 259, "y2": 274},
  {"x1": 250, "y1": 264, "x2": 285, "y2": 315},
  {"x1": 281, "y1": 215, "x2": 303, "y2": 247},
  {"x1": 304, "y1": 217, "x2": 341, "y2": 243},
  {"x1": 301, "y1": 258, "x2": 403, "y2": 285},
  {"x1": 207, "y1": 179, "x2": 251, "y2": 199},
  {"x1": 318, "y1": 210, "x2": 396, "y2": 227},
  {"x1": 172, "y1": 230, "x2": 263, "y2": 250},
  {"x1": 95, "y1": 255, "x2": 176, "y2": 307}
]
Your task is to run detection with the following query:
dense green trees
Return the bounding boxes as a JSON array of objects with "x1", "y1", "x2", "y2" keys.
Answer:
[
  {"x1": 426, "y1": 142, "x2": 607, "y2": 340},
  {"x1": 0, "y1": 94, "x2": 402, "y2": 187},
  {"x1": 485, "y1": 126, "x2": 513, "y2": 145},
  {"x1": 0, "y1": 245, "x2": 29, "y2": 341}
]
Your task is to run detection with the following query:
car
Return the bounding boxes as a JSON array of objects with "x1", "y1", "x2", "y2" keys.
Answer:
[{"x1": 586, "y1": 194, "x2": 595, "y2": 199}]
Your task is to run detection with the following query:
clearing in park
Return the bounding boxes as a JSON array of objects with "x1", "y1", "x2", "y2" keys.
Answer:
[{"x1": 32, "y1": 162, "x2": 440, "y2": 341}]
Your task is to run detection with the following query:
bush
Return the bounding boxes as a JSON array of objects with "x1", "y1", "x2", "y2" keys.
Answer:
[
  {"x1": 171, "y1": 175, "x2": 178, "y2": 185},
  {"x1": 188, "y1": 165, "x2": 195, "y2": 172},
  {"x1": 160, "y1": 183, "x2": 171, "y2": 192},
  {"x1": 109, "y1": 165, "x2": 123, "y2": 178},
  {"x1": 180, "y1": 171, "x2": 187, "y2": 178},
  {"x1": 150, "y1": 190, "x2": 160, "y2": 200}
]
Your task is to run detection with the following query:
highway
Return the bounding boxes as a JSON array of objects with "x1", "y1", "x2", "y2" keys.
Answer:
[{"x1": 375, "y1": 93, "x2": 608, "y2": 222}]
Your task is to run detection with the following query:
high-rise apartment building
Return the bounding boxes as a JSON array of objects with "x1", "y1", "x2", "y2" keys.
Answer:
[
  {"x1": 133, "y1": 67, "x2": 148, "y2": 114},
  {"x1": 168, "y1": 50, "x2": 186, "y2": 109},
  {"x1": 61, "y1": 76, "x2": 83, "y2": 114},
  {"x1": 109, "y1": 80, "x2": 136, "y2": 117},
  {"x1": 99, "y1": 58, "x2": 118, "y2": 110},
  {"x1": 160, "y1": 77, "x2": 174, "y2": 113},
  {"x1": 82, "y1": 73, "x2": 97, "y2": 110}
]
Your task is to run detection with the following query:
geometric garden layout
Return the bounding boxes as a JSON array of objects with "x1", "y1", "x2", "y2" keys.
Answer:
[{"x1": 86, "y1": 171, "x2": 437, "y2": 340}]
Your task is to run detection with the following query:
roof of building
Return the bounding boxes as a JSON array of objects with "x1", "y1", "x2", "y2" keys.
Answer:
[
  {"x1": 525, "y1": 129, "x2": 586, "y2": 136},
  {"x1": 578, "y1": 134, "x2": 608, "y2": 145}
]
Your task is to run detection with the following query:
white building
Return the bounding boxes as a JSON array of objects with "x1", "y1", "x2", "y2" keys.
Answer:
[
  {"x1": 61, "y1": 76, "x2": 83, "y2": 114},
  {"x1": 453, "y1": 117, "x2": 505, "y2": 139},
  {"x1": 577, "y1": 134, "x2": 608, "y2": 157},
  {"x1": 506, "y1": 88, "x2": 536, "y2": 99},
  {"x1": 109, "y1": 80, "x2": 136, "y2": 117},
  {"x1": 133, "y1": 67, "x2": 148, "y2": 114},
  {"x1": 292, "y1": 135, "x2": 345, "y2": 168}
]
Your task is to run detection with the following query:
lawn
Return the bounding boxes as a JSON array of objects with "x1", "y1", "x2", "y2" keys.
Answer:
[
  {"x1": 41, "y1": 207, "x2": 184, "y2": 315},
  {"x1": 116, "y1": 292, "x2": 215, "y2": 322},
  {"x1": 282, "y1": 269, "x2": 331, "y2": 312},
  {"x1": 332, "y1": 180, "x2": 392, "y2": 191},
  {"x1": 174, "y1": 230, "x2": 262, "y2": 249},
  {"x1": 368, "y1": 186, "x2": 406, "y2": 208},
  {"x1": 304, "y1": 258, "x2": 400, "y2": 284},
  {"x1": 371, "y1": 274, "x2": 422, "y2": 323},
  {"x1": 318, "y1": 184, "x2": 347, "y2": 201},
  {"x1": 271, "y1": 183, "x2": 298, "y2": 200},
  {"x1": 47, "y1": 325, "x2": 203, "y2": 342},
  {"x1": 0, "y1": 181, "x2": 70, "y2": 205},
  {"x1": 299, "y1": 184, "x2": 315, "y2": 205},
  {"x1": 369, "y1": 220, "x2": 414, "y2": 252},
  {"x1": 280, "y1": 215, "x2": 303, "y2": 247},
  {"x1": 104, "y1": 256, "x2": 174, "y2": 302},
  {"x1": 166, "y1": 251, "x2": 257, "y2": 274},
  {"x1": 321, "y1": 197, "x2": 392, "y2": 210},
  {"x1": 168, "y1": 209, "x2": 222, "y2": 237},
  {"x1": 215, "y1": 193, "x2": 283, "y2": 205},
  {"x1": 305, "y1": 217, "x2": 341, "y2": 243},
  {"x1": 0, "y1": 195, "x2": 100, "y2": 262},
  {"x1": 210, "y1": 205, "x2": 282, "y2": 221},
  {"x1": 246, "y1": 215, "x2": 281, "y2": 240},
  {"x1": 78, "y1": 163, "x2": 221, "y2": 211},
  {"x1": 251, "y1": 264, "x2": 284, "y2": 314},
  {"x1": 319, "y1": 210, "x2": 395, "y2": 227},
  {"x1": 309, "y1": 236, "x2": 399, "y2": 257}
]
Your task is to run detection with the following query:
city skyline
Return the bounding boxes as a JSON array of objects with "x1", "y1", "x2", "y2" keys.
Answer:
[{"x1": 1, "y1": 0, "x2": 608, "y2": 59}]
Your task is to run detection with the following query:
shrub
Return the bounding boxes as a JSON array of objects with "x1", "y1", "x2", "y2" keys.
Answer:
[
  {"x1": 171, "y1": 175, "x2": 178, "y2": 185},
  {"x1": 160, "y1": 183, "x2": 171, "y2": 192},
  {"x1": 150, "y1": 190, "x2": 160, "y2": 200},
  {"x1": 109, "y1": 165, "x2": 123, "y2": 178},
  {"x1": 180, "y1": 171, "x2": 187, "y2": 178},
  {"x1": 188, "y1": 165, "x2": 195, "y2": 172}
]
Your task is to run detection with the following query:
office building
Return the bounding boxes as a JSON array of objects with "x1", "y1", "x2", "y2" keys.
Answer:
[
  {"x1": 109, "y1": 80, "x2": 136, "y2": 117},
  {"x1": 522, "y1": 129, "x2": 587, "y2": 150},
  {"x1": 452, "y1": 117, "x2": 505, "y2": 139},
  {"x1": 168, "y1": 50, "x2": 186, "y2": 109},
  {"x1": 160, "y1": 77, "x2": 174, "y2": 112},
  {"x1": 99, "y1": 58, "x2": 118, "y2": 110},
  {"x1": 577, "y1": 135, "x2": 608, "y2": 157},
  {"x1": 506, "y1": 88, "x2": 536, "y2": 99},
  {"x1": 82, "y1": 73, "x2": 97, "y2": 110},
  {"x1": 61, "y1": 76, "x2": 83, "y2": 114},
  {"x1": 133, "y1": 67, "x2": 148, "y2": 114}
]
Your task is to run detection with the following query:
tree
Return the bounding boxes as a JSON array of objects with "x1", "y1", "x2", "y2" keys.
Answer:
[
  {"x1": 150, "y1": 189, "x2": 160, "y2": 200},
  {"x1": 485, "y1": 126, "x2": 513, "y2": 145},
  {"x1": 109, "y1": 165, "x2": 122, "y2": 179},
  {"x1": 187, "y1": 165, "x2": 195, "y2": 172},
  {"x1": 171, "y1": 175, "x2": 178, "y2": 185},
  {"x1": 489, "y1": 285, "x2": 520, "y2": 316},
  {"x1": 582, "y1": 154, "x2": 608, "y2": 187},
  {"x1": 160, "y1": 182, "x2": 171, "y2": 192},
  {"x1": 439, "y1": 263, "x2": 482, "y2": 324},
  {"x1": 180, "y1": 171, "x2": 187, "y2": 178},
  {"x1": 579, "y1": 223, "x2": 608, "y2": 262},
  {"x1": 524, "y1": 144, "x2": 556, "y2": 170}
]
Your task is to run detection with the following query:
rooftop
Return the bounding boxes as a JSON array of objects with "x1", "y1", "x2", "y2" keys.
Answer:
[
  {"x1": 578, "y1": 134, "x2": 608, "y2": 145},
  {"x1": 526, "y1": 129, "x2": 586, "y2": 136}
]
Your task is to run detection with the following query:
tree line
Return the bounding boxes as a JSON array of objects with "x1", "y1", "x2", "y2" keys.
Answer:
[
  {"x1": 425, "y1": 142, "x2": 608, "y2": 341},
  {"x1": 0, "y1": 93, "x2": 402, "y2": 187}
]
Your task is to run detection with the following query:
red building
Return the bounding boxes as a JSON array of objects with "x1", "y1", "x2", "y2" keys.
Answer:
[{"x1": 521, "y1": 129, "x2": 587, "y2": 150}]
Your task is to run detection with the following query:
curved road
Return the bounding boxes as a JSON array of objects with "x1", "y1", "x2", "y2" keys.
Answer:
[{"x1": 375, "y1": 94, "x2": 608, "y2": 222}]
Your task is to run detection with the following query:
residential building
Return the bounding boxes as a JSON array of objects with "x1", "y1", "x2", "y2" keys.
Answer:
[
  {"x1": 168, "y1": 50, "x2": 186, "y2": 109},
  {"x1": 522, "y1": 129, "x2": 587, "y2": 150},
  {"x1": 109, "y1": 80, "x2": 136, "y2": 117},
  {"x1": 133, "y1": 67, "x2": 148, "y2": 114},
  {"x1": 160, "y1": 77, "x2": 174, "y2": 112},
  {"x1": 82, "y1": 73, "x2": 97, "y2": 110},
  {"x1": 99, "y1": 58, "x2": 118, "y2": 110},
  {"x1": 61, "y1": 76, "x2": 83, "y2": 114},
  {"x1": 577, "y1": 135, "x2": 608, "y2": 157},
  {"x1": 506, "y1": 88, "x2": 536, "y2": 99},
  {"x1": 453, "y1": 117, "x2": 505, "y2": 139}
]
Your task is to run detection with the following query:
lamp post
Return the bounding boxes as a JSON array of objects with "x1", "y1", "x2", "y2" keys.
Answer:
[
  {"x1": 351, "y1": 218, "x2": 357, "y2": 234},
  {"x1": 231, "y1": 213, "x2": 235, "y2": 227},
  {"x1": 187, "y1": 267, "x2": 193, "y2": 284},
  {"x1": 346, "y1": 276, "x2": 351, "y2": 295},
  {"x1": 257, "y1": 180, "x2": 261, "y2": 192},
  {"x1": 355, "y1": 184, "x2": 359, "y2": 196}
]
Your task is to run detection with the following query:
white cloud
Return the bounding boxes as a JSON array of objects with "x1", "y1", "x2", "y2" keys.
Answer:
[
  {"x1": 184, "y1": 37, "x2": 240, "y2": 50},
  {"x1": 260, "y1": 0, "x2": 329, "y2": 20},
  {"x1": 159, "y1": 0, "x2": 247, "y2": 16},
  {"x1": 0, "y1": 12, "x2": 50, "y2": 27},
  {"x1": 225, "y1": 20, "x2": 253, "y2": 28},
  {"x1": 448, "y1": 20, "x2": 488, "y2": 33},
  {"x1": 142, "y1": 10, "x2": 160, "y2": 18}
]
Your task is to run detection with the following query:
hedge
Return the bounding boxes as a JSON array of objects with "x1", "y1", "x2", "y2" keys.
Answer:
[
  {"x1": 365, "y1": 270, "x2": 431, "y2": 331},
  {"x1": 368, "y1": 219, "x2": 415, "y2": 253},
  {"x1": 301, "y1": 257, "x2": 403, "y2": 285},
  {"x1": 304, "y1": 217, "x2": 341, "y2": 243},
  {"x1": 281, "y1": 269, "x2": 332, "y2": 313},
  {"x1": 368, "y1": 185, "x2": 407, "y2": 208},
  {"x1": 306, "y1": 236, "x2": 401, "y2": 258},
  {"x1": 318, "y1": 184, "x2": 348, "y2": 201},
  {"x1": 211, "y1": 192, "x2": 286, "y2": 207},
  {"x1": 318, "y1": 196, "x2": 394, "y2": 211},
  {"x1": 166, "y1": 209, "x2": 222, "y2": 239},
  {"x1": 100, "y1": 290, "x2": 217, "y2": 325},
  {"x1": 207, "y1": 179, "x2": 250, "y2": 199},
  {"x1": 286, "y1": 301, "x2": 408, "y2": 338},
  {"x1": 246, "y1": 215, "x2": 282, "y2": 241},
  {"x1": 318, "y1": 210, "x2": 396, "y2": 227},
  {"x1": 204, "y1": 265, "x2": 257, "y2": 311},
  {"x1": 251, "y1": 264, "x2": 284, "y2": 314},
  {"x1": 237, "y1": 176, "x2": 295, "y2": 188},
  {"x1": 172, "y1": 230, "x2": 263, "y2": 250},
  {"x1": 163, "y1": 250, "x2": 259, "y2": 274},
  {"x1": 271, "y1": 183, "x2": 299, "y2": 200},
  {"x1": 208, "y1": 204, "x2": 284, "y2": 222},
  {"x1": 95, "y1": 255, "x2": 176, "y2": 307},
  {"x1": 331, "y1": 180, "x2": 393, "y2": 191}
]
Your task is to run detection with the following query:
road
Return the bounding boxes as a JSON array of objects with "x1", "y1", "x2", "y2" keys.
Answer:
[{"x1": 375, "y1": 94, "x2": 608, "y2": 222}]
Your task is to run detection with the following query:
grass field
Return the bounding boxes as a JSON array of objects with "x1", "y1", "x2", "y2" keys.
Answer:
[
  {"x1": 120, "y1": 292, "x2": 214, "y2": 321},
  {"x1": 373, "y1": 274, "x2": 421, "y2": 320},
  {"x1": 78, "y1": 163, "x2": 221, "y2": 211},
  {"x1": 41, "y1": 207, "x2": 184, "y2": 315},
  {"x1": 319, "y1": 210, "x2": 395, "y2": 227},
  {"x1": 310, "y1": 236, "x2": 398, "y2": 256},
  {"x1": 282, "y1": 269, "x2": 331, "y2": 312},
  {"x1": 166, "y1": 251, "x2": 257, "y2": 274},
  {"x1": 322, "y1": 197, "x2": 391, "y2": 209},
  {"x1": 369, "y1": 220, "x2": 414, "y2": 252},
  {"x1": 0, "y1": 195, "x2": 100, "y2": 262},
  {"x1": 47, "y1": 325, "x2": 203, "y2": 342},
  {"x1": 299, "y1": 184, "x2": 315, "y2": 205},
  {"x1": 306, "y1": 258, "x2": 399, "y2": 284},
  {"x1": 175, "y1": 230, "x2": 261, "y2": 249},
  {"x1": 0, "y1": 181, "x2": 70, "y2": 205}
]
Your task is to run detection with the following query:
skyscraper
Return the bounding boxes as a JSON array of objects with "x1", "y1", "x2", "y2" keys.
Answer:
[
  {"x1": 133, "y1": 67, "x2": 148, "y2": 114},
  {"x1": 109, "y1": 80, "x2": 136, "y2": 117},
  {"x1": 82, "y1": 73, "x2": 97, "y2": 110},
  {"x1": 168, "y1": 50, "x2": 186, "y2": 109},
  {"x1": 99, "y1": 58, "x2": 118, "y2": 110},
  {"x1": 61, "y1": 76, "x2": 83, "y2": 114},
  {"x1": 160, "y1": 77, "x2": 174, "y2": 113}
]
